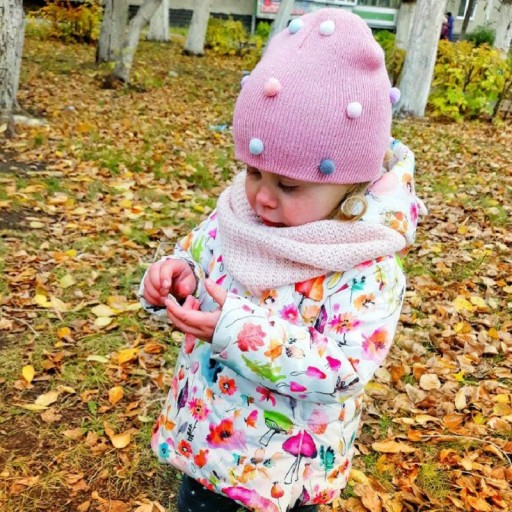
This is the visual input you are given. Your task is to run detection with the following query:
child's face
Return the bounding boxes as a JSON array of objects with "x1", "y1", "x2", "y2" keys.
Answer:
[{"x1": 245, "y1": 167, "x2": 351, "y2": 227}]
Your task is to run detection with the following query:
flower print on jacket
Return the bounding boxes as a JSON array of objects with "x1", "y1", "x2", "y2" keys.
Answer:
[
  {"x1": 218, "y1": 375, "x2": 237, "y2": 395},
  {"x1": 361, "y1": 327, "x2": 389, "y2": 362},
  {"x1": 188, "y1": 398, "x2": 210, "y2": 421},
  {"x1": 207, "y1": 417, "x2": 246, "y2": 450},
  {"x1": 237, "y1": 323, "x2": 266, "y2": 351}
]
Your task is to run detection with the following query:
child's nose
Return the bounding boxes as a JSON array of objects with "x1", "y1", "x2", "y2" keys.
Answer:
[{"x1": 255, "y1": 185, "x2": 278, "y2": 209}]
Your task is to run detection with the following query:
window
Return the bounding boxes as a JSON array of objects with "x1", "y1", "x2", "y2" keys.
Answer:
[
  {"x1": 356, "y1": 0, "x2": 401, "y2": 7},
  {"x1": 457, "y1": 0, "x2": 478, "y2": 19}
]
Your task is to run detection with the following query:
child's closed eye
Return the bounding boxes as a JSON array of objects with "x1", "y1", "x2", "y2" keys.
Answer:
[{"x1": 278, "y1": 182, "x2": 299, "y2": 193}]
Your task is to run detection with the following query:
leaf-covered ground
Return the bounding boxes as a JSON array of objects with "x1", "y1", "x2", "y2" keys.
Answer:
[{"x1": 0, "y1": 35, "x2": 511, "y2": 512}]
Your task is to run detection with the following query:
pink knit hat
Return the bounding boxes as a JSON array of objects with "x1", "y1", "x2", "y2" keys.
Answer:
[{"x1": 233, "y1": 8, "x2": 399, "y2": 184}]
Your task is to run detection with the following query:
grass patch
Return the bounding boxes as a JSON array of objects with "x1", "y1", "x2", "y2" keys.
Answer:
[
  {"x1": 360, "y1": 452, "x2": 393, "y2": 491},
  {"x1": 416, "y1": 463, "x2": 450, "y2": 500}
]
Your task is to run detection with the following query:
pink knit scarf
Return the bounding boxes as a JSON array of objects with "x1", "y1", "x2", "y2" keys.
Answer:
[{"x1": 216, "y1": 173, "x2": 406, "y2": 295}]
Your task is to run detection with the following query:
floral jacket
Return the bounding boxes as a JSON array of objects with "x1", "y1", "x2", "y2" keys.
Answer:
[{"x1": 140, "y1": 141, "x2": 422, "y2": 511}]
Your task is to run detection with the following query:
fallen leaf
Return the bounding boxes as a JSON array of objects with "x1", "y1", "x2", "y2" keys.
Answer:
[
  {"x1": 63, "y1": 428, "x2": 86, "y2": 440},
  {"x1": 372, "y1": 440, "x2": 416, "y2": 453},
  {"x1": 108, "y1": 386, "x2": 124, "y2": 405},
  {"x1": 104, "y1": 422, "x2": 132, "y2": 449},
  {"x1": 419, "y1": 373, "x2": 441, "y2": 390},
  {"x1": 117, "y1": 348, "x2": 139, "y2": 364},
  {"x1": 35, "y1": 389, "x2": 60, "y2": 406},
  {"x1": 22, "y1": 365, "x2": 35, "y2": 383}
]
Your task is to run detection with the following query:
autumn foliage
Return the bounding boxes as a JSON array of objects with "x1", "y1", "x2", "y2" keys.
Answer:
[{"x1": 0, "y1": 33, "x2": 511, "y2": 512}]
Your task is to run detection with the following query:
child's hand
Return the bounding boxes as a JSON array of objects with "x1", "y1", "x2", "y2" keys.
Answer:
[
  {"x1": 143, "y1": 259, "x2": 197, "y2": 307},
  {"x1": 164, "y1": 279, "x2": 227, "y2": 343}
]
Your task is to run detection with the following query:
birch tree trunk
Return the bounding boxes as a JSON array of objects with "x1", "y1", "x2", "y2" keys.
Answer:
[
  {"x1": 111, "y1": 0, "x2": 163, "y2": 83},
  {"x1": 269, "y1": 0, "x2": 295, "y2": 41},
  {"x1": 395, "y1": 0, "x2": 416, "y2": 50},
  {"x1": 97, "y1": 0, "x2": 129, "y2": 63},
  {"x1": 147, "y1": 0, "x2": 169, "y2": 42},
  {"x1": 0, "y1": 0, "x2": 25, "y2": 114},
  {"x1": 183, "y1": 0, "x2": 213, "y2": 56},
  {"x1": 493, "y1": 0, "x2": 512, "y2": 52},
  {"x1": 395, "y1": 0, "x2": 447, "y2": 117},
  {"x1": 460, "y1": 0, "x2": 477, "y2": 39}
]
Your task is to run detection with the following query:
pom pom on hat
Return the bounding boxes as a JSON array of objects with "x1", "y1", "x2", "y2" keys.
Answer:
[
  {"x1": 346, "y1": 102, "x2": 363, "y2": 119},
  {"x1": 233, "y1": 8, "x2": 392, "y2": 185},
  {"x1": 249, "y1": 138, "x2": 264, "y2": 156},
  {"x1": 288, "y1": 18, "x2": 304, "y2": 34},
  {"x1": 319, "y1": 20, "x2": 335, "y2": 36},
  {"x1": 264, "y1": 78, "x2": 282, "y2": 97},
  {"x1": 390, "y1": 87, "x2": 401, "y2": 104}
]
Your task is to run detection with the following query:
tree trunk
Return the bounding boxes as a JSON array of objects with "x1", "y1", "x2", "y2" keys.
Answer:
[
  {"x1": 97, "y1": 0, "x2": 129, "y2": 63},
  {"x1": 493, "y1": 0, "x2": 512, "y2": 52},
  {"x1": 395, "y1": 0, "x2": 416, "y2": 50},
  {"x1": 269, "y1": 0, "x2": 295, "y2": 41},
  {"x1": 147, "y1": 0, "x2": 169, "y2": 42},
  {"x1": 395, "y1": 0, "x2": 447, "y2": 117},
  {"x1": 183, "y1": 0, "x2": 213, "y2": 56},
  {"x1": 460, "y1": 0, "x2": 477, "y2": 39},
  {"x1": 0, "y1": 0, "x2": 25, "y2": 114},
  {"x1": 111, "y1": 0, "x2": 163, "y2": 83}
]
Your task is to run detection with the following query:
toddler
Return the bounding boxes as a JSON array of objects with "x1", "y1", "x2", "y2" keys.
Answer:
[{"x1": 141, "y1": 8, "x2": 424, "y2": 512}]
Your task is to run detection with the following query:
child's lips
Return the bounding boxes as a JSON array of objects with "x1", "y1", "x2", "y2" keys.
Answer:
[{"x1": 261, "y1": 217, "x2": 286, "y2": 228}]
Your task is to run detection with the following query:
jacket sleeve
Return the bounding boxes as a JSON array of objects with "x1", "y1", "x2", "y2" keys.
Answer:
[
  {"x1": 138, "y1": 211, "x2": 219, "y2": 316},
  {"x1": 210, "y1": 256, "x2": 405, "y2": 403}
]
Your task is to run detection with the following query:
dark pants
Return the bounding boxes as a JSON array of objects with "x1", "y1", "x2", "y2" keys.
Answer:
[{"x1": 178, "y1": 475, "x2": 319, "y2": 512}]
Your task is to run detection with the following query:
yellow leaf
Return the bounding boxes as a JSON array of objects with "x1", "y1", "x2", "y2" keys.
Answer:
[
  {"x1": 348, "y1": 468, "x2": 369, "y2": 485},
  {"x1": 108, "y1": 386, "x2": 124, "y2": 405},
  {"x1": 493, "y1": 403, "x2": 512, "y2": 416},
  {"x1": 372, "y1": 440, "x2": 416, "y2": 453},
  {"x1": 104, "y1": 423, "x2": 132, "y2": 449},
  {"x1": 50, "y1": 296, "x2": 70, "y2": 312},
  {"x1": 29, "y1": 221, "x2": 45, "y2": 229},
  {"x1": 453, "y1": 370, "x2": 465, "y2": 382},
  {"x1": 470, "y1": 296, "x2": 487, "y2": 308},
  {"x1": 488, "y1": 328, "x2": 500, "y2": 340},
  {"x1": 22, "y1": 365, "x2": 35, "y2": 383},
  {"x1": 35, "y1": 390, "x2": 60, "y2": 406},
  {"x1": 59, "y1": 274, "x2": 76, "y2": 289},
  {"x1": 58, "y1": 385, "x2": 76, "y2": 394},
  {"x1": 473, "y1": 413, "x2": 486, "y2": 425},
  {"x1": 35, "y1": 293, "x2": 50, "y2": 308},
  {"x1": 453, "y1": 296, "x2": 474, "y2": 312},
  {"x1": 94, "y1": 316, "x2": 113, "y2": 328},
  {"x1": 65, "y1": 249, "x2": 77, "y2": 257},
  {"x1": 57, "y1": 326, "x2": 71, "y2": 339},
  {"x1": 495, "y1": 394, "x2": 509, "y2": 404},
  {"x1": 86, "y1": 354, "x2": 109, "y2": 363},
  {"x1": 117, "y1": 348, "x2": 139, "y2": 364},
  {"x1": 19, "y1": 403, "x2": 48, "y2": 411},
  {"x1": 91, "y1": 304, "x2": 116, "y2": 317}
]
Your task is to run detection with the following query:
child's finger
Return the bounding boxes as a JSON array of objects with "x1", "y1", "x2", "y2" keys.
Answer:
[
  {"x1": 182, "y1": 295, "x2": 200, "y2": 311},
  {"x1": 205, "y1": 279, "x2": 227, "y2": 307},
  {"x1": 143, "y1": 279, "x2": 162, "y2": 305}
]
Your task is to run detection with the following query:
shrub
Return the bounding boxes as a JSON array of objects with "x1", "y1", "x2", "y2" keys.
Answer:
[
  {"x1": 373, "y1": 30, "x2": 406, "y2": 86},
  {"x1": 206, "y1": 17, "x2": 249, "y2": 56},
  {"x1": 466, "y1": 24, "x2": 496, "y2": 47},
  {"x1": 25, "y1": 15, "x2": 53, "y2": 40},
  {"x1": 429, "y1": 40, "x2": 511, "y2": 121},
  {"x1": 37, "y1": 0, "x2": 102, "y2": 44}
]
